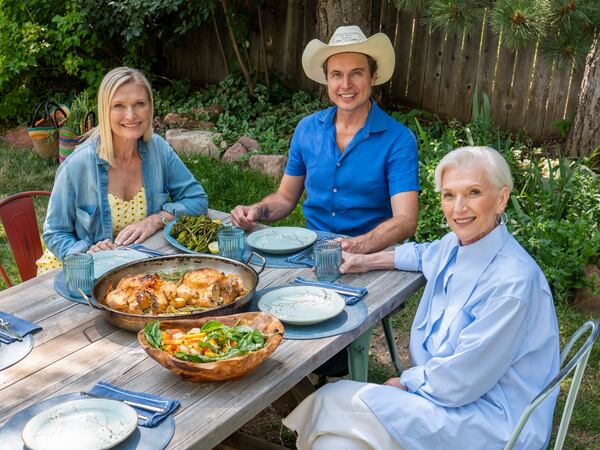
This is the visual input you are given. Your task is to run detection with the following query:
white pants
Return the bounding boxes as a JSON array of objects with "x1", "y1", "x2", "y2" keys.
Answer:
[{"x1": 283, "y1": 380, "x2": 404, "y2": 450}]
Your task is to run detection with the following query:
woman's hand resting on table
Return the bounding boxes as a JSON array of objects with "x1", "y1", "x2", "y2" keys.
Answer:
[
  {"x1": 114, "y1": 215, "x2": 163, "y2": 246},
  {"x1": 87, "y1": 239, "x2": 117, "y2": 253},
  {"x1": 383, "y1": 378, "x2": 408, "y2": 390},
  {"x1": 339, "y1": 251, "x2": 396, "y2": 274}
]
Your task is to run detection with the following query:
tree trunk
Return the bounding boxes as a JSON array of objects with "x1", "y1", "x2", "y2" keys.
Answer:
[
  {"x1": 565, "y1": 31, "x2": 600, "y2": 157},
  {"x1": 316, "y1": 0, "x2": 374, "y2": 41}
]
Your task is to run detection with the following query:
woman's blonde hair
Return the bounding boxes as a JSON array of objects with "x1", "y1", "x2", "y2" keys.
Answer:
[
  {"x1": 434, "y1": 146, "x2": 514, "y2": 193},
  {"x1": 87, "y1": 67, "x2": 154, "y2": 166}
]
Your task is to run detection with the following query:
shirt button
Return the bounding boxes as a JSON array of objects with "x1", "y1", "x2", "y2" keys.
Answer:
[
  {"x1": 336, "y1": 162, "x2": 341, "y2": 167},
  {"x1": 333, "y1": 188, "x2": 337, "y2": 193},
  {"x1": 331, "y1": 212, "x2": 336, "y2": 216}
]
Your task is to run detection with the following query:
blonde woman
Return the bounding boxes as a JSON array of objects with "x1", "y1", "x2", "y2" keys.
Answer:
[{"x1": 38, "y1": 67, "x2": 207, "y2": 272}]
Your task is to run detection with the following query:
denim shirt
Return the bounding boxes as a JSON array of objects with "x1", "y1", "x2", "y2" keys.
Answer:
[{"x1": 42, "y1": 133, "x2": 208, "y2": 260}]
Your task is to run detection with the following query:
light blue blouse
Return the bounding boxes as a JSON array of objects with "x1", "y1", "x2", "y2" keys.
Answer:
[{"x1": 361, "y1": 225, "x2": 560, "y2": 450}]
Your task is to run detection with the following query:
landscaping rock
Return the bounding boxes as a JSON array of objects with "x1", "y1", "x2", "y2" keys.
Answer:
[
  {"x1": 191, "y1": 103, "x2": 224, "y2": 120},
  {"x1": 237, "y1": 136, "x2": 260, "y2": 151},
  {"x1": 164, "y1": 113, "x2": 195, "y2": 128},
  {"x1": 166, "y1": 129, "x2": 221, "y2": 158},
  {"x1": 221, "y1": 142, "x2": 249, "y2": 163},
  {"x1": 163, "y1": 113, "x2": 214, "y2": 130},
  {"x1": 573, "y1": 264, "x2": 600, "y2": 318},
  {"x1": 3, "y1": 126, "x2": 33, "y2": 147},
  {"x1": 249, "y1": 155, "x2": 287, "y2": 178}
]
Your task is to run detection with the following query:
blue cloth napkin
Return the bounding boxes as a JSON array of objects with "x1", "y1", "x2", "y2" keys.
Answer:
[
  {"x1": 284, "y1": 232, "x2": 345, "y2": 267},
  {"x1": 291, "y1": 277, "x2": 368, "y2": 306},
  {"x1": 89, "y1": 381, "x2": 180, "y2": 428},
  {"x1": 128, "y1": 244, "x2": 165, "y2": 258},
  {"x1": 284, "y1": 246, "x2": 314, "y2": 267},
  {"x1": 0, "y1": 311, "x2": 42, "y2": 344}
]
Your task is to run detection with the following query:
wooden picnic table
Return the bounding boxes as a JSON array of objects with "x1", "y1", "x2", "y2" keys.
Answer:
[{"x1": 0, "y1": 209, "x2": 425, "y2": 450}]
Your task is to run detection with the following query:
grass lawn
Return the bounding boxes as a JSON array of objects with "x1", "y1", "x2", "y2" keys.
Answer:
[{"x1": 0, "y1": 143, "x2": 598, "y2": 449}]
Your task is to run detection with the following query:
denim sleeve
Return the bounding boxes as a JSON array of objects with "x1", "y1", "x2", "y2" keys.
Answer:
[
  {"x1": 160, "y1": 146, "x2": 208, "y2": 218},
  {"x1": 42, "y1": 165, "x2": 91, "y2": 260}
]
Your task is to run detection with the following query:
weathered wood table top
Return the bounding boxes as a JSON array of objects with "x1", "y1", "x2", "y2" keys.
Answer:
[{"x1": 0, "y1": 210, "x2": 424, "y2": 450}]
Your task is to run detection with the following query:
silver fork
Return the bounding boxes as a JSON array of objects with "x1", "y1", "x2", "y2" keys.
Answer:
[{"x1": 0, "y1": 319, "x2": 23, "y2": 341}]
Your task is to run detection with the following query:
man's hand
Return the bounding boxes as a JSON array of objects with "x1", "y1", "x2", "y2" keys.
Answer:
[
  {"x1": 383, "y1": 378, "x2": 407, "y2": 390},
  {"x1": 336, "y1": 236, "x2": 367, "y2": 254},
  {"x1": 87, "y1": 239, "x2": 117, "y2": 253},
  {"x1": 114, "y1": 215, "x2": 163, "y2": 246},
  {"x1": 230, "y1": 204, "x2": 262, "y2": 231}
]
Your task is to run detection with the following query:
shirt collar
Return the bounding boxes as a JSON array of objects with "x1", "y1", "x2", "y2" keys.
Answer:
[
  {"x1": 318, "y1": 100, "x2": 388, "y2": 134},
  {"x1": 455, "y1": 224, "x2": 508, "y2": 271}
]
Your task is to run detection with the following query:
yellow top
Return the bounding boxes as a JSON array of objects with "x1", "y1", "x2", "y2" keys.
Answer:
[{"x1": 36, "y1": 187, "x2": 148, "y2": 274}]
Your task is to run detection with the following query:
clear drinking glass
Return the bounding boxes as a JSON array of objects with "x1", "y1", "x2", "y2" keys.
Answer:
[
  {"x1": 217, "y1": 226, "x2": 246, "y2": 261},
  {"x1": 313, "y1": 240, "x2": 342, "y2": 282},
  {"x1": 64, "y1": 253, "x2": 94, "y2": 297}
]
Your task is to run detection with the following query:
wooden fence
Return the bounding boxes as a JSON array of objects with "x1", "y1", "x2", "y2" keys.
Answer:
[{"x1": 161, "y1": 0, "x2": 582, "y2": 138}]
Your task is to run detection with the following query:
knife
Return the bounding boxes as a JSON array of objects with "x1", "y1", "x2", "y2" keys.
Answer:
[
  {"x1": 0, "y1": 322, "x2": 23, "y2": 342},
  {"x1": 81, "y1": 391, "x2": 167, "y2": 413}
]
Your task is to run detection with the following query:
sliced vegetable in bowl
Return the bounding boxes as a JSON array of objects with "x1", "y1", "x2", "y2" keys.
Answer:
[
  {"x1": 144, "y1": 319, "x2": 269, "y2": 363},
  {"x1": 138, "y1": 312, "x2": 284, "y2": 382}
]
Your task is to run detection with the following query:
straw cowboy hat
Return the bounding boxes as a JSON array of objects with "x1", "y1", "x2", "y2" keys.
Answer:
[{"x1": 301, "y1": 25, "x2": 395, "y2": 86}]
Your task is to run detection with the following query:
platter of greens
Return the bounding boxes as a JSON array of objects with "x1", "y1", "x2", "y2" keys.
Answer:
[{"x1": 164, "y1": 215, "x2": 222, "y2": 254}]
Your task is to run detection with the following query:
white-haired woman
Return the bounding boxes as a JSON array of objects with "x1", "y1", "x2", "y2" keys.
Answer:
[
  {"x1": 38, "y1": 67, "x2": 207, "y2": 271},
  {"x1": 284, "y1": 146, "x2": 560, "y2": 450}
]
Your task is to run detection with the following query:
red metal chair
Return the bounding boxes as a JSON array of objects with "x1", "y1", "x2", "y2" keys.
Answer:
[{"x1": 0, "y1": 191, "x2": 51, "y2": 284}]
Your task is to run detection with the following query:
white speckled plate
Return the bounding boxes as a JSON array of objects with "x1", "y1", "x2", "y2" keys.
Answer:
[
  {"x1": 21, "y1": 398, "x2": 138, "y2": 450},
  {"x1": 92, "y1": 249, "x2": 148, "y2": 279},
  {"x1": 258, "y1": 286, "x2": 345, "y2": 325},
  {"x1": 246, "y1": 227, "x2": 317, "y2": 255}
]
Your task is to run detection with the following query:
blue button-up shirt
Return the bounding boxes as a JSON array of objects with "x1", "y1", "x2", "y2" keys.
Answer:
[
  {"x1": 42, "y1": 134, "x2": 208, "y2": 259},
  {"x1": 285, "y1": 102, "x2": 419, "y2": 237},
  {"x1": 361, "y1": 225, "x2": 560, "y2": 450}
]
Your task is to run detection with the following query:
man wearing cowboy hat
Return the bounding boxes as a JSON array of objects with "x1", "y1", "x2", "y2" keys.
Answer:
[{"x1": 231, "y1": 25, "x2": 419, "y2": 254}]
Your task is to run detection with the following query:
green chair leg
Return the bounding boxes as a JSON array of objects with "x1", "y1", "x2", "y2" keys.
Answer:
[
  {"x1": 382, "y1": 315, "x2": 403, "y2": 376},
  {"x1": 348, "y1": 327, "x2": 374, "y2": 382}
]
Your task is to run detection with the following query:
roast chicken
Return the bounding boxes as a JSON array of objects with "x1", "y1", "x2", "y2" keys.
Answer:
[{"x1": 104, "y1": 269, "x2": 247, "y2": 314}]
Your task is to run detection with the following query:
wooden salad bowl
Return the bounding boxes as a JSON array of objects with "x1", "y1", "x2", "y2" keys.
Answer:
[{"x1": 137, "y1": 312, "x2": 284, "y2": 382}]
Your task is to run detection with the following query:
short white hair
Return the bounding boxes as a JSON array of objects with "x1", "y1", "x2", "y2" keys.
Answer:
[{"x1": 434, "y1": 146, "x2": 514, "y2": 193}]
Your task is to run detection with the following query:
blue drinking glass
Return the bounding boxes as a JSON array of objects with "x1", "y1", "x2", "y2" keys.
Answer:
[
  {"x1": 218, "y1": 226, "x2": 246, "y2": 261},
  {"x1": 313, "y1": 240, "x2": 342, "y2": 282},
  {"x1": 64, "y1": 253, "x2": 94, "y2": 297}
]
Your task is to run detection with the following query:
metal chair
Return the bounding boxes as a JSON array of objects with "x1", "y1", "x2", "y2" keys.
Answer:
[
  {"x1": 0, "y1": 191, "x2": 51, "y2": 284},
  {"x1": 504, "y1": 320, "x2": 599, "y2": 450}
]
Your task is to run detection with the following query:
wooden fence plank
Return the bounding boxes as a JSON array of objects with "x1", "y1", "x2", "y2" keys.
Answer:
[
  {"x1": 404, "y1": 14, "x2": 430, "y2": 108},
  {"x1": 452, "y1": 20, "x2": 484, "y2": 122},
  {"x1": 524, "y1": 53, "x2": 554, "y2": 136},
  {"x1": 420, "y1": 27, "x2": 446, "y2": 112},
  {"x1": 504, "y1": 45, "x2": 536, "y2": 131},
  {"x1": 491, "y1": 42, "x2": 517, "y2": 129},
  {"x1": 436, "y1": 30, "x2": 463, "y2": 118},
  {"x1": 542, "y1": 61, "x2": 574, "y2": 136},
  {"x1": 390, "y1": 9, "x2": 414, "y2": 100},
  {"x1": 564, "y1": 65, "x2": 584, "y2": 123},
  {"x1": 474, "y1": 16, "x2": 499, "y2": 112}
]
